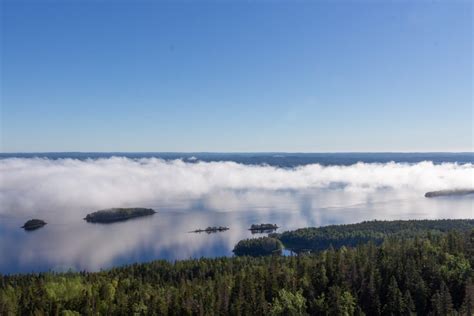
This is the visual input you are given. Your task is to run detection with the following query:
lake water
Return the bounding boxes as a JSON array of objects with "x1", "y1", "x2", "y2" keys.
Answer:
[{"x1": 1, "y1": 153, "x2": 473, "y2": 274}]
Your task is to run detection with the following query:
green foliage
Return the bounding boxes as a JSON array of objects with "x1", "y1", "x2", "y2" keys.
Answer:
[
  {"x1": 0, "y1": 286, "x2": 18, "y2": 316},
  {"x1": 382, "y1": 277, "x2": 404, "y2": 315},
  {"x1": 44, "y1": 277, "x2": 85, "y2": 302},
  {"x1": 327, "y1": 286, "x2": 357, "y2": 316},
  {"x1": 270, "y1": 289, "x2": 307, "y2": 316},
  {"x1": 431, "y1": 281, "x2": 454, "y2": 315},
  {"x1": 61, "y1": 310, "x2": 80, "y2": 316},
  {"x1": 233, "y1": 237, "x2": 283, "y2": 256}
]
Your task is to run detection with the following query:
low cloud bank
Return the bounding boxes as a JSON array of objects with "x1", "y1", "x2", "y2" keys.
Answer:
[{"x1": 0, "y1": 157, "x2": 472, "y2": 214}]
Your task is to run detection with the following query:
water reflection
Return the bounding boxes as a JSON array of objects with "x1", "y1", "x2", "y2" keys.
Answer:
[{"x1": 0, "y1": 188, "x2": 472, "y2": 274}]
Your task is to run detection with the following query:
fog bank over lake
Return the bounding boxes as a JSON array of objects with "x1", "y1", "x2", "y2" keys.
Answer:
[
  {"x1": 0, "y1": 154, "x2": 472, "y2": 273},
  {"x1": 1, "y1": 157, "x2": 472, "y2": 216}
]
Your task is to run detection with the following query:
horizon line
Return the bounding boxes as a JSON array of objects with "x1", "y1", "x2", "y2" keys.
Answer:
[{"x1": 1, "y1": 151, "x2": 473, "y2": 155}]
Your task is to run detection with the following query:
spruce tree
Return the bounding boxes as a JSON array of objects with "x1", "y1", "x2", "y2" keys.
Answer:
[{"x1": 382, "y1": 276, "x2": 404, "y2": 315}]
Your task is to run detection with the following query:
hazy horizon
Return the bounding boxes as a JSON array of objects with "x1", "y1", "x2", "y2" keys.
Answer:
[{"x1": 1, "y1": 151, "x2": 473, "y2": 154}]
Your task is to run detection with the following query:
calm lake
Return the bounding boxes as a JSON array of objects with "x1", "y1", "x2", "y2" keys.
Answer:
[{"x1": 1, "y1": 153, "x2": 473, "y2": 274}]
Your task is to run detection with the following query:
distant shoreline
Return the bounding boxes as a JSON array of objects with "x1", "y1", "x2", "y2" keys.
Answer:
[{"x1": 1, "y1": 152, "x2": 472, "y2": 167}]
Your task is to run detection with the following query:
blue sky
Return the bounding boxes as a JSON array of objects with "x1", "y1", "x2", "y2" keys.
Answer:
[{"x1": 1, "y1": 0, "x2": 472, "y2": 152}]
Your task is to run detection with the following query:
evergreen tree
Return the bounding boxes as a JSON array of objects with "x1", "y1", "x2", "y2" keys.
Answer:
[
  {"x1": 382, "y1": 277, "x2": 405, "y2": 316},
  {"x1": 402, "y1": 290, "x2": 416, "y2": 315},
  {"x1": 269, "y1": 289, "x2": 307, "y2": 316},
  {"x1": 431, "y1": 281, "x2": 454, "y2": 316},
  {"x1": 327, "y1": 286, "x2": 356, "y2": 316}
]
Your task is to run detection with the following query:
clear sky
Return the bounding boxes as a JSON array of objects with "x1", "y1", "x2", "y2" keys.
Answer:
[{"x1": 1, "y1": 0, "x2": 472, "y2": 152}]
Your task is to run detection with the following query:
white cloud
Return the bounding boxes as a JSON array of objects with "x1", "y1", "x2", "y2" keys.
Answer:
[{"x1": 0, "y1": 157, "x2": 472, "y2": 216}]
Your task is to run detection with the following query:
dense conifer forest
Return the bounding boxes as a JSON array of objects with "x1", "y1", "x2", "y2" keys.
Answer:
[{"x1": 1, "y1": 219, "x2": 473, "y2": 315}]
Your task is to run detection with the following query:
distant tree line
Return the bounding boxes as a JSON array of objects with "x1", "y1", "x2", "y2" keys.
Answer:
[
  {"x1": 0, "y1": 220, "x2": 473, "y2": 315},
  {"x1": 277, "y1": 219, "x2": 474, "y2": 252}
]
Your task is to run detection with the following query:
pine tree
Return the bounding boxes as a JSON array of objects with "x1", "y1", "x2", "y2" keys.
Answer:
[
  {"x1": 460, "y1": 280, "x2": 474, "y2": 316},
  {"x1": 382, "y1": 276, "x2": 404, "y2": 316},
  {"x1": 360, "y1": 269, "x2": 381, "y2": 315},
  {"x1": 327, "y1": 285, "x2": 356, "y2": 316},
  {"x1": 431, "y1": 281, "x2": 454, "y2": 316},
  {"x1": 269, "y1": 289, "x2": 307, "y2": 316},
  {"x1": 402, "y1": 290, "x2": 416, "y2": 315}
]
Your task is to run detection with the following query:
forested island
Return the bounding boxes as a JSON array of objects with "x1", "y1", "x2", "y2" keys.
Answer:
[
  {"x1": 190, "y1": 226, "x2": 229, "y2": 233},
  {"x1": 84, "y1": 208, "x2": 156, "y2": 223},
  {"x1": 233, "y1": 236, "x2": 283, "y2": 256},
  {"x1": 425, "y1": 189, "x2": 474, "y2": 198},
  {"x1": 1, "y1": 219, "x2": 473, "y2": 315},
  {"x1": 21, "y1": 219, "x2": 47, "y2": 231},
  {"x1": 249, "y1": 223, "x2": 278, "y2": 232}
]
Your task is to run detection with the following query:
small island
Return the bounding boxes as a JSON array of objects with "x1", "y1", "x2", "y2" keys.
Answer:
[
  {"x1": 84, "y1": 208, "x2": 156, "y2": 223},
  {"x1": 424, "y1": 189, "x2": 474, "y2": 198},
  {"x1": 22, "y1": 219, "x2": 47, "y2": 231},
  {"x1": 233, "y1": 237, "x2": 283, "y2": 256},
  {"x1": 249, "y1": 223, "x2": 278, "y2": 233},
  {"x1": 190, "y1": 226, "x2": 229, "y2": 234}
]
